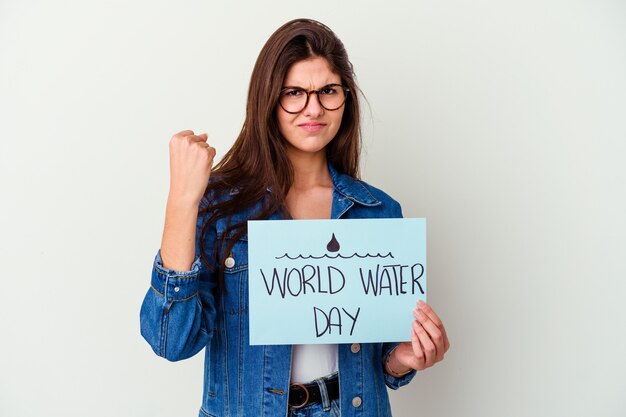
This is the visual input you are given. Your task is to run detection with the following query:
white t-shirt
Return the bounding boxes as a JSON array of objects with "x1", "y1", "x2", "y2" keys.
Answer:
[{"x1": 290, "y1": 344, "x2": 338, "y2": 384}]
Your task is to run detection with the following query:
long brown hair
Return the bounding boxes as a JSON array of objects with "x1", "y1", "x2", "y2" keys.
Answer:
[{"x1": 198, "y1": 18, "x2": 362, "y2": 287}]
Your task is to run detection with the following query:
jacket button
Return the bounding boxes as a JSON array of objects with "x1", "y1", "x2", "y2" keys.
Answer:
[
  {"x1": 352, "y1": 396, "x2": 362, "y2": 407},
  {"x1": 350, "y1": 343, "x2": 360, "y2": 353},
  {"x1": 174, "y1": 287, "x2": 180, "y2": 292},
  {"x1": 225, "y1": 256, "x2": 235, "y2": 268}
]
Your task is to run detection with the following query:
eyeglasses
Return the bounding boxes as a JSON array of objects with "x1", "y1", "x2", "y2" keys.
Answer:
[{"x1": 279, "y1": 83, "x2": 350, "y2": 114}]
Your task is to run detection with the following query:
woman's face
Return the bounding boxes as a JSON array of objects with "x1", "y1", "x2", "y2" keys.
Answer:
[{"x1": 277, "y1": 57, "x2": 345, "y2": 158}]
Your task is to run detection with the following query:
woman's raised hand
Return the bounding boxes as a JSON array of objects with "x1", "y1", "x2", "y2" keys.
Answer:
[
  {"x1": 387, "y1": 301, "x2": 450, "y2": 374},
  {"x1": 168, "y1": 130, "x2": 216, "y2": 205}
]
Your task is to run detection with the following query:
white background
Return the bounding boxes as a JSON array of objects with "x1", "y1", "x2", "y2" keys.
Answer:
[{"x1": 1, "y1": 1, "x2": 625, "y2": 416}]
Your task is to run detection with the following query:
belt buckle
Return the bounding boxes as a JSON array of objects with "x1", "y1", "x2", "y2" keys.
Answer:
[{"x1": 288, "y1": 383, "x2": 310, "y2": 409}]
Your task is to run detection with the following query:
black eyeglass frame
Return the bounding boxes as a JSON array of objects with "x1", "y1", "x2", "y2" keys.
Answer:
[{"x1": 278, "y1": 83, "x2": 351, "y2": 114}]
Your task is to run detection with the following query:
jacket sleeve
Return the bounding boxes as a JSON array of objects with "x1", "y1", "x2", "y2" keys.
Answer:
[
  {"x1": 381, "y1": 342, "x2": 417, "y2": 389},
  {"x1": 139, "y1": 206, "x2": 218, "y2": 362}
]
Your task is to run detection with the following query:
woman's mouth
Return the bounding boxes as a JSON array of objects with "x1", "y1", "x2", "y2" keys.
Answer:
[{"x1": 298, "y1": 122, "x2": 327, "y2": 133}]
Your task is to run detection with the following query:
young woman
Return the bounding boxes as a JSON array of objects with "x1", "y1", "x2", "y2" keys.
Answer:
[{"x1": 140, "y1": 18, "x2": 450, "y2": 417}]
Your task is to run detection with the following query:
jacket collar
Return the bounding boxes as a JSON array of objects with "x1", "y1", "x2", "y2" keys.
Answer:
[
  {"x1": 227, "y1": 163, "x2": 381, "y2": 207},
  {"x1": 328, "y1": 163, "x2": 381, "y2": 207}
]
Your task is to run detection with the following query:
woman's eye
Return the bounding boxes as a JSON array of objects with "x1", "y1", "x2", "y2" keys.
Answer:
[
  {"x1": 284, "y1": 89, "x2": 304, "y2": 97},
  {"x1": 320, "y1": 87, "x2": 337, "y2": 95}
]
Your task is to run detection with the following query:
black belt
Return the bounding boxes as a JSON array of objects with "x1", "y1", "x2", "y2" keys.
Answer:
[{"x1": 288, "y1": 376, "x2": 339, "y2": 409}]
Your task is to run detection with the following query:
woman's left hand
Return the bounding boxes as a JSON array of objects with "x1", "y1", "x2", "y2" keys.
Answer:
[{"x1": 387, "y1": 301, "x2": 450, "y2": 374}]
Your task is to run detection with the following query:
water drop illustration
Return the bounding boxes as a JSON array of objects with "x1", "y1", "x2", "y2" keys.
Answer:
[{"x1": 326, "y1": 233, "x2": 340, "y2": 252}]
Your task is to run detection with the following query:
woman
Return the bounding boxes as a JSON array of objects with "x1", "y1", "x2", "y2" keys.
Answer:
[{"x1": 140, "y1": 18, "x2": 449, "y2": 417}]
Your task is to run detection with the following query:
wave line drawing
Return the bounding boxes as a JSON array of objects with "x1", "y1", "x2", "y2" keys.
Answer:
[{"x1": 275, "y1": 252, "x2": 395, "y2": 260}]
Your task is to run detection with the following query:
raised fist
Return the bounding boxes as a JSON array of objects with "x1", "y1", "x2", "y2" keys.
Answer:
[{"x1": 167, "y1": 130, "x2": 216, "y2": 205}]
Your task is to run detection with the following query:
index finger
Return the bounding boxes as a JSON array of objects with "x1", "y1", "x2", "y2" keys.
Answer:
[
  {"x1": 174, "y1": 129, "x2": 195, "y2": 138},
  {"x1": 186, "y1": 133, "x2": 209, "y2": 143},
  {"x1": 418, "y1": 301, "x2": 450, "y2": 351},
  {"x1": 417, "y1": 301, "x2": 443, "y2": 327}
]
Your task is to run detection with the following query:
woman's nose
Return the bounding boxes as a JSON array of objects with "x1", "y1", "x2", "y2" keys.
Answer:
[{"x1": 303, "y1": 92, "x2": 323, "y2": 117}]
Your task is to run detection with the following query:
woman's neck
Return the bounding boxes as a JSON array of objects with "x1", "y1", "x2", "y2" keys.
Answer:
[
  {"x1": 287, "y1": 149, "x2": 332, "y2": 190},
  {"x1": 285, "y1": 148, "x2": 334, "y2": 220}
]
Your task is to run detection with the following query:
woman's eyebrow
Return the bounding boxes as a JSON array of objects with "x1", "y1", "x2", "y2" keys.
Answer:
[{"x1": 281, "y1": 83, "x2": 339, "y2": 89}]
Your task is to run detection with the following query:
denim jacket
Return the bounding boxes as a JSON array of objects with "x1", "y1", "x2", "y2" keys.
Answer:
[{"x1": 140, "y1": 164, "x2": 416, "y2": 417}]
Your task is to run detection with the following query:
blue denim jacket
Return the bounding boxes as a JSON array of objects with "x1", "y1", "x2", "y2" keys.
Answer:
[{"x1": 140, "y1": 164, "x2": 416, "y2": 417}]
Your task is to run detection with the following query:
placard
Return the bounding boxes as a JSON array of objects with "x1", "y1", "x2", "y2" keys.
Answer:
[{"x1": 248, "y1": 218, "x2": 426, "y2": 345}]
